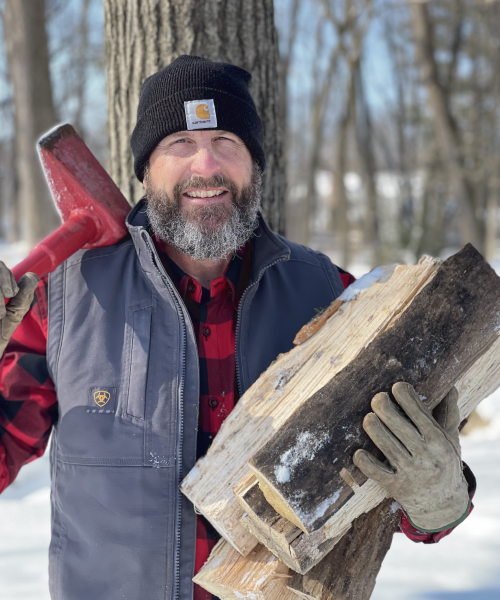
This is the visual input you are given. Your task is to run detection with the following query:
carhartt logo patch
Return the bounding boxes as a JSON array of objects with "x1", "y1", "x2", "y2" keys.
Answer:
[
  {"x1": 184, "y1": 99, "x2": 217, "y2": 130},
  {"x1": 87, "y1": 387, "x2": 117, "y2": 414}
]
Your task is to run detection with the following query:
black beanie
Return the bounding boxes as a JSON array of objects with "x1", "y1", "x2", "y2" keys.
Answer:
[{"x1": 131, "y1": 55, "x2": 265, "y2": 181}]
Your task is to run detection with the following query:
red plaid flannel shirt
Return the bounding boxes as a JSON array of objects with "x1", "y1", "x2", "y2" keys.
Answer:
[{"x1": 0, "y1": 247, "x2": 474, "y2": 600}]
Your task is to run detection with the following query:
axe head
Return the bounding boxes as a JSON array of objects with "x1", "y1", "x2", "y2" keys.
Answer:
[{"x1": 38, "y1": 124, "x2": 132, "y2": 248}]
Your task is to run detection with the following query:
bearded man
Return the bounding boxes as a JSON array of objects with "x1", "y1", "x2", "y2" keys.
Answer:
[{"x1": 0, "y1": 56, "x2": 473, "y2": 600}]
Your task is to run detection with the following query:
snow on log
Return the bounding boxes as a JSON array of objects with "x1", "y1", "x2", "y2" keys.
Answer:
[
  {"x1": 249, "y1": 245, "x2": 500, "y2": 533},
  {"x1": 181, "y1": 257, "x2": 441, "y2": 554}
]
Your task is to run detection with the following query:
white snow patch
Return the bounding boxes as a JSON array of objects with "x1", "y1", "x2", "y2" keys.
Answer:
[
  {"x1": 389, "y1": 500, "x2": 402, "y2": 514},
  {"x1": 418, "y1": 395, "x2": 427, "y2": 402},
  {"x1": 337, "y1": 266, "x2": 386, "y2": 302},
  {"x1": 274, "y1": 431, "x2": 331, "y2": 484},
  {"x1": 274, "y1": 465, "x2": 291, "y2": 484},
  {"x1": 297, "y1": 489, "x2": 342, "y2": 528},
  {"x1": 416, "y1": 357, "x2": 427, "y2": 369}
]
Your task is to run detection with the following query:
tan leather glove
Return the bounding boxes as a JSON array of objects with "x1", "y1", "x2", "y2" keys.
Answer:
[
  {"x1": 353, "y1": 382, "x2": 470, "y2": 532},
  {"x1": 0, "y1": 261, "x2": 39, "y2": 356}
]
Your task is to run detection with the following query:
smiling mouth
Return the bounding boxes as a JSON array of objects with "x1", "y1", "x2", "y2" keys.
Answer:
[{"x1": 184, "y1": 189, "x2": 228, "y2": 198}]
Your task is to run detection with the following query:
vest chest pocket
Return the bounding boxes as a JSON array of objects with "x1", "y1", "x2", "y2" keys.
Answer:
[{"x1": 124, "y1": 304, "x2": 152, "y2": 420}]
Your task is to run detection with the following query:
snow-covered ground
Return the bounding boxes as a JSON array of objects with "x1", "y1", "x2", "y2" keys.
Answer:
[{"x1": 0, "y1": 245, "x2": 499, "y2": 599}]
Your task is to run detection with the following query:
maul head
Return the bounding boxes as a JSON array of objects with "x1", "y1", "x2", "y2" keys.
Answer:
[{"x1": 38, "y1": 124, "x2": 131, "y2": 248}]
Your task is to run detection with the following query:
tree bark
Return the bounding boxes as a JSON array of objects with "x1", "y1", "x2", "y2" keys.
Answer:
[
  {"x1": 410, "y1": 2, "x2": 482, "y2": 250},
  {"x1": 103, "y1": 0, "x2": 285, "y2": 234},
  {"x1": 354, "y1": 62, "x2": 380, "y2": 266},
  {"x1": 3, "y1": 0, "x2": 60, "y2": 246}
]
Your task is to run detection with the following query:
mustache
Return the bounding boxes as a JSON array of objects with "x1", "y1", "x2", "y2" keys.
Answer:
[{"x1": 174, "y1": 175, "x2": 240, "y2": 203}]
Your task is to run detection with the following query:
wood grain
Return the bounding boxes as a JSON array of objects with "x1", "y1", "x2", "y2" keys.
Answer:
[{"x1": 193, "y1": 539, "x2": 296, "y2": 600}]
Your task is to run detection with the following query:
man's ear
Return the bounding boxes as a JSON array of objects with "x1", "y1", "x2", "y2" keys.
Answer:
[{"x1": 142, "y1": 161, "x2": 150, "y2": 190}]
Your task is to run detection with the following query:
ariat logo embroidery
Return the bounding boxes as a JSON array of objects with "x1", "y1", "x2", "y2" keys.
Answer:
[
  {"x1": 94, "y1": 390, "x2": 110, "y2": 407},
  {"x1": 184, "y1": 99, "x2": 217, "y2": 130},
  {"x1": 87, "y1": 387, "x2": 117, "y2": 414}
]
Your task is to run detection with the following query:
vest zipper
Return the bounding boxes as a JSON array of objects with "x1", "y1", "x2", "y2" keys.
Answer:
[
  {"x1": 140, "y1": 232, "x2": 190, "y2": 600},
  {"x1": 235, "y1": 256, "x2": 288, "y2": 396}
]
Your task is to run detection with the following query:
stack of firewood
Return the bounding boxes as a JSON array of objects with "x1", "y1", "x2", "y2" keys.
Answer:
[{"x1": 181, "y1": 245, "x2": 500, "y2": 600}]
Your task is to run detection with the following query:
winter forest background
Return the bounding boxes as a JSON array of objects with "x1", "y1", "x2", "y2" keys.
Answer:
[{"x1": 0, "y1": 0, "x2": 500, "y2": 599}]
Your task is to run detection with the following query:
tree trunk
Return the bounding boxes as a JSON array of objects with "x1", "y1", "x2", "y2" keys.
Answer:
[
  {"x1": 103, "y1": 0, "x2": 285, "y2": 234},
  {"x1": 410, "y1": 2, "x2": 482, "y2": 250},
  {"x1": 3, "y1": 0, "x2": 60, "y2": 246},
  {"x1": 334, "y1": 59, "x2": 357, "y2": 269},
  {"x1": 354, "y1": 61, "x2": 380, "y2": 267},
  {"x1": 299, "y1": 41, "x2": 339, "y2": 246}
]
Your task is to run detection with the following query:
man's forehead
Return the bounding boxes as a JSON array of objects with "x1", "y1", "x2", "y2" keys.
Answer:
[{"x1": 159, "y1": 130, "x2": 242, "y2": 143}]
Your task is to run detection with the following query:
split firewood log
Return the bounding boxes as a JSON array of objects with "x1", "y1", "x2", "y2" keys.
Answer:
[
  {"x1": 233, "y1": 332, "x2": 500, "y2": 574},
  {"x1": 193, "y1": 333, "x2": 500, "y2": 600},
  {"x1": 193, "y1": 499, "x2": 402, "y2": 600},
  {"x1": 181, "y1": 256, "x2": 441, "y2": 555},
  {"x1": 248, "y1": 245, "x2": 500, "y2": 533},
  {"x1": 189, "y1": 245, "x2": 500, "y2": 600}
]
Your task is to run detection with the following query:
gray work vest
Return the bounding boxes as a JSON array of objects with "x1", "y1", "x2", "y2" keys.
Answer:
[{"x1": 46, "y1": 200, "x2": 344, "y2": 600}]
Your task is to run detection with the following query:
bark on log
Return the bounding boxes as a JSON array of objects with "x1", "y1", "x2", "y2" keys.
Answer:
[
  {"x1": 249, "y1": 245, "x2": 500, "y2": 533},
  {"x1": 181, "y1": 257, "x2": 441, "y2": 555},
  {"x1": 286, "y1": 499, "x2": 401, "y2": 600}
]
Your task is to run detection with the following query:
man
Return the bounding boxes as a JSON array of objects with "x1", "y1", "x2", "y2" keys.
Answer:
[{"x1": 0, "y1": 56, "x2": 474, "y2": 600}]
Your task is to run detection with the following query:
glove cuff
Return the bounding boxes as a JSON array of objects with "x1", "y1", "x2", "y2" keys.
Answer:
[{"x1": 405, "y1": 498, "x2": 471, "y2": 533}]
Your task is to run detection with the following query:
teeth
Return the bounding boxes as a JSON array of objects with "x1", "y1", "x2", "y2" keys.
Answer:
[{"x1": 186, "y1": 190, "x2": 224, "y2": 198}]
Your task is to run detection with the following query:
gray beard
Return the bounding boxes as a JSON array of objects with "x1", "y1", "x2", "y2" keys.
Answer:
[{"x1": 144, "y1": 164, "x2": 261, "y2": 261}]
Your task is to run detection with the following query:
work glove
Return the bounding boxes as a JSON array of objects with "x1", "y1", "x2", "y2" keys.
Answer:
[
  {"x1": 353, "y1": 382, "x2": 470, "y2": 532},
  {"x1": 0, "y1": 261, "x2": 39, "y2": 357}
]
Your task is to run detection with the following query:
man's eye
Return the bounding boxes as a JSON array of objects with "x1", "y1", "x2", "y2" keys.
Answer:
[{"x1": 174, "y1": 139, "x2": 186, "y2": 144}]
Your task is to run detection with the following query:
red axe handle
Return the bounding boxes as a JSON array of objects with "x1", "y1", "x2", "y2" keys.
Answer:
[
  {"x1": 10, "y1": 211, "x2": 99, "y2": 282},
  {"x1": 6, "y1": 124, "x2": 131, "y2": 299}
]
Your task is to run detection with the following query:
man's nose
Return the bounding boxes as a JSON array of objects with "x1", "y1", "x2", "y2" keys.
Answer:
[{"x1": 190, "y1": 146, "x2": 221, "y2": 179}]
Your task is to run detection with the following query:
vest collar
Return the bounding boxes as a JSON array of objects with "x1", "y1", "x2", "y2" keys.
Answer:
[{"x1": 126, "y1": 198, "x2": 290, "y2": 282}]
